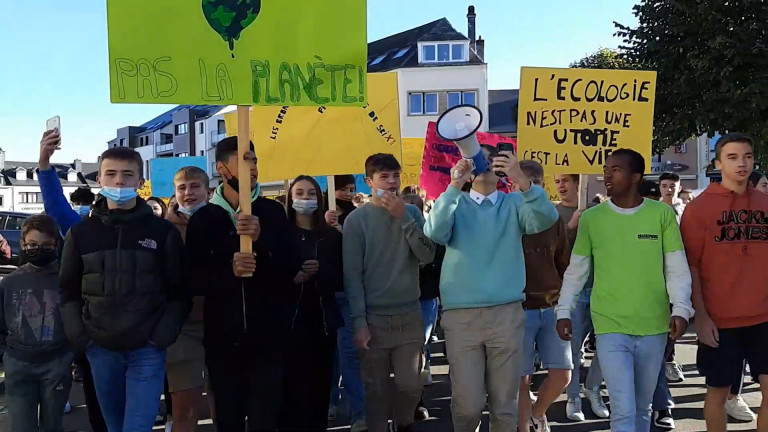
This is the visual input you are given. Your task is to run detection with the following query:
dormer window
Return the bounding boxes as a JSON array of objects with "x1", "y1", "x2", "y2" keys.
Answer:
[
  {"x1": 419, "y1": 41, "x2": 468, "y2": 64},
  {"x1": 15, "y1": 167, "x2": 26, "y2": 180}
]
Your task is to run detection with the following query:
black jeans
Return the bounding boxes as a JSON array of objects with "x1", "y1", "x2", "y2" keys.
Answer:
[
  {"x1": 75, "y1": 353, "x2": 108, "y2": 432},
  {"x1": 278, "y1": 321, "x2": 336, "y2": 432},
  {"x1": 207, "y1": 344, "x2": 284, "y2": 432}
]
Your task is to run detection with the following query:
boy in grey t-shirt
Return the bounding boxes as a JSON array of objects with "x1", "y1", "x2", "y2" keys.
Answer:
[{"x1": 343, "y1": 153, "x2": 435, "y2": 432}]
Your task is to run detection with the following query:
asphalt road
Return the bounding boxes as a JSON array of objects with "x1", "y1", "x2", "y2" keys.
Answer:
[{"x1": 0, "y1": 330, "x2": 756, "y2": 432}]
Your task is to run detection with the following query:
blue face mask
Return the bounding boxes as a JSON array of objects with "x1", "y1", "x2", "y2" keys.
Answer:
[
  {"x1": 99, "y1": 186, "x2": 138, "y2": 205},
  {"x1": 73, "y1": 205, "x2": 90, "y2": 217},
  {"x1": 178, "y1": 201, "x2": 206, "y2": 216}
]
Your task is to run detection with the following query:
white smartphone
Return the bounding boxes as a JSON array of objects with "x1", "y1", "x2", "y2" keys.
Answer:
[
  {"x1": 46, "y1": 116, "x2": 60, "y2": 133},
  {"x1": 46, "y1": 116, "x2": 61, "y2": 147}
]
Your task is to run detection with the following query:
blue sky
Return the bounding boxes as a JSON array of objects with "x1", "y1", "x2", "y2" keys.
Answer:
[{"x1": 0, "y1": 0, "x2": 636, "y2": 162}]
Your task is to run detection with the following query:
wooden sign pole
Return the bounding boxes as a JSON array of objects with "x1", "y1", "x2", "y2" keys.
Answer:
[
  {"x1": 283, "y1": 179, "x2": 290, "y2": 210},
  {"x1": 578, "y1": 174, "x2": 588, "y2": 210},
  {"x1": 327, "y1": 176, "x2": 337, "y2": 213},
  {"x1": 237, "y1": 105, "x2": 253, "y2": 277}
]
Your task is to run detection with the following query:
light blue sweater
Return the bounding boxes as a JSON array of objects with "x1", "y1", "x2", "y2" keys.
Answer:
[{"x1": 424, "y1": 185, "x2": 559, "y2": 311}]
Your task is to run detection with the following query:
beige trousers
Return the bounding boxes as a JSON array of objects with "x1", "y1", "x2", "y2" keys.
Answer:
[
  {"x1": 360, "y1": 309, "x2": 425, "y2": 432},
  {"x1": 442, "y1": 302, "x2": 526, "y2": 432}
]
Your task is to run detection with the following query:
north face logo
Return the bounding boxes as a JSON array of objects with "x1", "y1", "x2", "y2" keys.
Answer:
[{"x1": 138, "y1": 239, "x2": 157, "y2": 250}]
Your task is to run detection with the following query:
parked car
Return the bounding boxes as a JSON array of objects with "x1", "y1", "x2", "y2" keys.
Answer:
[{"x1": 0, "y1": 212, "x2": 30, "y2": 266}]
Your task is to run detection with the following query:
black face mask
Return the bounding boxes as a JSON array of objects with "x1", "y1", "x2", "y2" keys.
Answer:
[
  {"x1": 20, "y1": 248, "x2": 58, "y2": 267},
  {"x1": 224, "y1": 165, "x2": 241, "y2": 193}
]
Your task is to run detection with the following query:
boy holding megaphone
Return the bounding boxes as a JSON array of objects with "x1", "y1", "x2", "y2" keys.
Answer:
[{"x1": 424, "y1": 145, "x2": 559, "y2": 432}]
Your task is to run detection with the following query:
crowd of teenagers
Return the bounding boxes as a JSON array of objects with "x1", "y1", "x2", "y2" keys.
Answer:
[{"x1": 1, "y1": 130, "x2": 767, "y2": 432}]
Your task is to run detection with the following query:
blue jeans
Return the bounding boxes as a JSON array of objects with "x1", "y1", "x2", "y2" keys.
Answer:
[
  {"x1": 420, "y1": 298, "x2": 439, "y2": 363},
  {"x1": 567, "y1": 288, "x2": 604, "y2": 398},
  {"x1": 597, "y1": 333, "x2": 667, "y2": 432},
  {"x1": 522, "y1": 307, "x2": 573, "y2": 375},
  {"x1": 336, "y1": 292, "x2": 365, "y2": 424},
  {"x1": 87, "y1": 344, "x2": 166, "y2": 432},
  {"x1": 653, "y1": 358, "x2": 674, "y2": 410}
]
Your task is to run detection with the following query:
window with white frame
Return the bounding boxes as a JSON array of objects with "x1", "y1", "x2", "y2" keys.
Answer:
[
  {"x1": 175, "y1": 122, "x2": 189, "y2": 136},
  {"x1": 409, "y1": 92, "x2": 438, "y2": 115},
  {"x1": 447, "y1": 91, "x2": 478, "y2": 109},
  {"x1": 20, "y1": 192, "x2": 42, "y2": 204},
  {"x1": 420, "y1": 41, "x2": 468, "y2": 64}
]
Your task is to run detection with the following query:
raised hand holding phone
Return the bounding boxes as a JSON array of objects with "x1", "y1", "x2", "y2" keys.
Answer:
[{"x1": 40, "y1": 117, "x2": 62, "y2": 171}]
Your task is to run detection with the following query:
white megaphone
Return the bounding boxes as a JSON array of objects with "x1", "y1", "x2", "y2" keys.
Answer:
[{"x1": 436, "y1": 104, "x2": 488, "y2": 178}]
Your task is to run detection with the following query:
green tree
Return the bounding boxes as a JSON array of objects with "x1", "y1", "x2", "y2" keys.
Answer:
[
  {"x1": 615, "y1": 0, "x2": 768, "y2": 164},
  {"x1": 569, "y1": 47, "x2": 635, "y2": 70}
]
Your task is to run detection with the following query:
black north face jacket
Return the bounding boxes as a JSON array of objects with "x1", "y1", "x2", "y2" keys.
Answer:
[{"x1": 59, "y1": 196, "x2": 188, "y2": 353}]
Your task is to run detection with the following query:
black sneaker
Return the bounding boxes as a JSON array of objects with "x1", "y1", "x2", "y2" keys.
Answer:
[
  {"x1": 414, "y1": 401, "x2": 429, "y2": 421},
  {"x1": 653, "y1": 409, "x2": 675, "y2": 431}
]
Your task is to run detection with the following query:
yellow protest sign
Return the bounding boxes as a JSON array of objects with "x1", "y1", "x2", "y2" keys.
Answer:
[
  {"x1": 225, "y1": 72, "x2": 401, "y2": 182},
  {"x1": 517, "y1": 67, "x2": 657, "y2": 174},
  {"x1": 402, "y1": 138, "x2": 426, "y2": 187},
  {"x1": 107, "y1": 0, "x2": 367, "y2": 107}
]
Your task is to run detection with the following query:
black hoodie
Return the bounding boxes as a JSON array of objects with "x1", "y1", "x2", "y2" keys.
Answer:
[
  {"x1": 59, "y1": 196, "x2": 187, "y2": 353},
  {"x1": 185, "y1": 195, "x2": 291, "y2": 354}
]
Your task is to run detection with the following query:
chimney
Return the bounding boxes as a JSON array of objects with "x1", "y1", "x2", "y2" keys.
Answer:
[
  {"x1": 0, "y1": 148, "x2": 5, "y2": 170},
  {"x1": 476, "y1": 36, "x2": 485, "y2": 61},
  {"x1": 74, "y1": 158, "x2": 83, "y2": 172},
  {"x1": 467, "y1": 5, "x2": 477, "y2": 50}
]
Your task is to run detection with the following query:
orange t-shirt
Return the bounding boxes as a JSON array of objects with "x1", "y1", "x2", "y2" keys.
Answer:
[{"x1": 680, "y1": 183, "x2": 768, "y2": 329}]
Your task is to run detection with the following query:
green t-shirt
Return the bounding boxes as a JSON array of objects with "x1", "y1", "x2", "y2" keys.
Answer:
[{"x1": 573, "y1": 199, "x2": 684, "y2": 336}]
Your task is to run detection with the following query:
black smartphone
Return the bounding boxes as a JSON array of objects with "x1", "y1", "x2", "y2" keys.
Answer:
[
  {"x1": 497, "y1": 142, "x2": 515, "y2": 155},
  {"x1": 495, "y1": 143, "x2": 516, "y2": 176}
]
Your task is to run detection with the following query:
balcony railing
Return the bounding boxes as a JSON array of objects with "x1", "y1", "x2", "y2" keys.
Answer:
[{"x1": 156, "y1": 143, "x2": 174, "y2": 153}]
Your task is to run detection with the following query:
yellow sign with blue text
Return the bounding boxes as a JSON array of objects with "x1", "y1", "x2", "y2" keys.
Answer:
[
  {"x1": 517, "y1": 67, "x2": 656, "y2": 174},
  {"x1": 107, "y1": 0, "x2": 367, "y2": 107},
  {"x1": 225, "y1": 72, "x2": 401, "y2": 182}
]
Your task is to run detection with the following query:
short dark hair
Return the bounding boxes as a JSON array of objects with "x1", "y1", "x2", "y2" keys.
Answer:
[
  {"x1": 402, "y1": 194, "x2": 424, "y2": 212},
  {"x1": 216, "y1": 136, "x2": 255, "y2": 163},
  {"x1": 365, "y1": 153, "x2": 401, "y2": 178},
  {"x1": 659, "y1": 172, "x2": 680, "y2": 182},
  {"x1": 749, "y1": 171, "x2": 766, "y2": 188},
  {"x1": 638, "y1": 179, "x2": 661, "y2": 198},
  {"x1": 715, "y1": 133, "x2": 753, "y2": 161},
  {"x1": 610, "y1": 149, "x2": 645, "y2": 176},
  {"x1": 519, "y1": 160, "x2": 544, "y2": 179},
  {"x1": 333, "y1": 175, "x2": 357, "y2": 191},
  {"x1": 22, "y1": 215, "x2": 60, "y2": 243},
  {"x1": 99, "y1": 147, "x2": 144, "y2": 178},
  {"x1": 70, "y1": 187, "x2": 95, "y2": 206}
]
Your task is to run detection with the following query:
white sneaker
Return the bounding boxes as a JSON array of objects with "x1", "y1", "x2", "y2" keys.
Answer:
[
  {"x1": 530, "y1": 390, "x2": 537, "y2": 405},
  {"x1": 665, "y1": 361, "x2": 685, "y2": 382},
  {"x1": 64, "y1": 401, "x2": 71, "y2": 414},
  {"x1": 566, "y1": 397, "x2": 586, "y2": 421},
  {"x1": 351, "y1": 419, "x2": 368, "y2": 432},
  {"x1": 726, "y1": 395, "x2": 757, "y2": 422},
  {"x1": 531, "y1": 414, "x2": 550, "y2": 432},
  {"x1": 583, "y1": 386, "x2": 610, "y2": 418}
]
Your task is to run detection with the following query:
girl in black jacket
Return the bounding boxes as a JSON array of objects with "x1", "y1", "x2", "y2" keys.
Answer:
[{"x1": 279, "y1": 175, "x2": 343, "y2": 432}]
